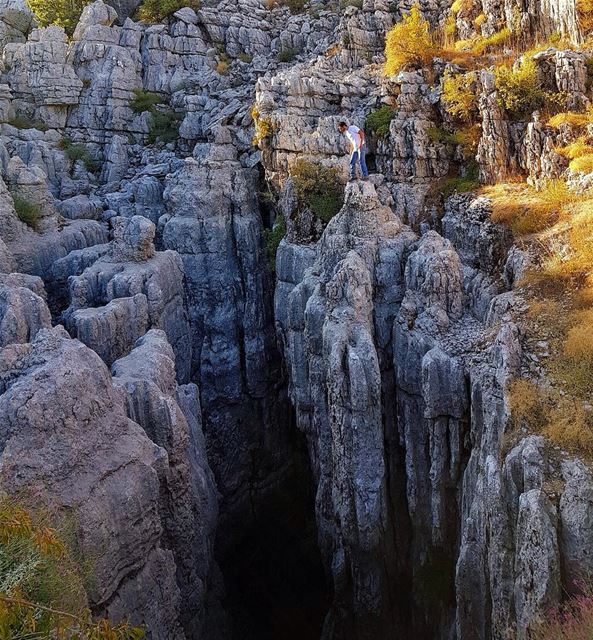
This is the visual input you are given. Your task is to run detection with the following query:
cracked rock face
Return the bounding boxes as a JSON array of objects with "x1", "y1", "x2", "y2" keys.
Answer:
[
  {"x1": 162, "y1": 135, "x2": 295, "y2": 537},
  {"x1": 0, "y1": 327, "x2": 186, "y2": 637}
]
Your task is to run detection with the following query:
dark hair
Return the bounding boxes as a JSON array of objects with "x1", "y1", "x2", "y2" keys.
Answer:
[{"x1": 338, "y1": 121, "x2": 347, "y2": 128}]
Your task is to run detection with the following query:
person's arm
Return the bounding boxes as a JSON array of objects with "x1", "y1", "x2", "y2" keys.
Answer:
[{"x1": 359, "y1": 129, "x2": 365, "y2": 147}]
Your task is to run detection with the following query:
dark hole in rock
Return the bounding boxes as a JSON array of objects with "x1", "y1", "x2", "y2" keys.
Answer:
[{"x1": 217, "y1": 431, "x2": 330, "y2": 640}]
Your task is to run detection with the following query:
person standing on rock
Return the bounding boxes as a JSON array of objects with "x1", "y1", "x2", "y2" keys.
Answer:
[{"x1": 338, "y1": 121, "x2": 369, "y2": 182}]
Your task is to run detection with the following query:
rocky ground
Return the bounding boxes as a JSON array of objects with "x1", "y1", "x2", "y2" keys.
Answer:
[{"x1": 1, "y1": 0, "x2": 593, "y2": 638}]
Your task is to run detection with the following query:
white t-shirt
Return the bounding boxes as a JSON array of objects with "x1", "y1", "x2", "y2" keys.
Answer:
[{"x1": 345, "y1": 125, "x2": 362, "y2": 150}]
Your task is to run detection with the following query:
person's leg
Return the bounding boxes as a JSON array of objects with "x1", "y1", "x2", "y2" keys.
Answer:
[
  {"x1": 349, "y1": 150, "x2": 358, "y2": 180},
  {"x1": 360, "y1": 145, "x2": 369, "y2": 178}
]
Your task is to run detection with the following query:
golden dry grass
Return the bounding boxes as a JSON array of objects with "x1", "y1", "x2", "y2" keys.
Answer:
[
  {"x1": 569, "y1": 153, "x2": 593, "y2": 173},
  {"x1": 543, "y1": 398, "x2": 593, "y2": 454},
  {"x1": 508, "y1": 379, "x2": 547, "y2": 429},
  {"x1": 484, "y1": 180, "x2": 580, "y2": 235},
  {"x1": 556, "y1": 137, "x2": 593, "y2": 160},
  {"x1": 548, "y1": 110, "x2": 593, "y2": 128}
]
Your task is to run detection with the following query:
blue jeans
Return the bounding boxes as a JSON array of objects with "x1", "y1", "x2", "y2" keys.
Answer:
[{"x1": 349, "y1": 146, "x2": 369, "y2": 180}]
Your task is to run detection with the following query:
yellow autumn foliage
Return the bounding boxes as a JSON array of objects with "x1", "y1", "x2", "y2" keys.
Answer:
[{"x1": 384, "y1": 5, "x2": 439, "y2": 76}]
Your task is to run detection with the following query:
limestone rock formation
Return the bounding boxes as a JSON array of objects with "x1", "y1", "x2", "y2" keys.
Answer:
[
  {"x1": 112, "y1": 329, "x2": 219, "y2": 637},
  {"x1": 0, "y1": 326, "x2": 185, "y2": 637},
  {"x1": 64, "y1": 215, "x2": 191, "y2": 376},
  {"x1": 0, "y1": 0, "x2": 592, "y2": 638},
  {"x1": 162, "y1": 130, "x2": 293, "y2": 534}
]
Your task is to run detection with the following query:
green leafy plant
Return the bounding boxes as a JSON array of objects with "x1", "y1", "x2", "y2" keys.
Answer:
[
  {"x1": 439, "y1": 160, "x2": 479, "y2": 197},
  {"x1": 148, "y1": 110, "x2": 181, "y2": 144},
  {"x1": 365, "y1": 106, "x2": 395, "y2": 137},
  {"x1": 264, "y1": 215, "x2": 286, "y2": 270},
  {"x1": 8, "y1": 115, "x2": 48, "y2": 131},
  {"x1": 12, "y1": 196, "x2": 40, "y2": 230},
  {"x1": 291, "y1": 160, "x2": 345, "y2": 223},
  {"x1": 63, "y1": 142, "x2": 98, "y2": 172},
  {"x1": 136, "y1": 0, "x2": 200, "y2": 22},
  {"x1": 278, "y1": 47, "x2": 298, "y2": 62},
  {"x1": 494, "y1": 56, "x2": 566, "y2": 119},
  {"x1": 442, "y1": 70, "x2": 477, "y2": 121},
  {"x1": 129, "y1": 89, "x2": 162, "y2": 114},
  {"x1": 0, "y1": 496, "x2": 144, "y2": 639},
  {"x1": 238, "y1": 52, "x2": 253, "y2": 63},
  {"x1": 25, "y1": 0, "x2": 90, "y2": 36}
]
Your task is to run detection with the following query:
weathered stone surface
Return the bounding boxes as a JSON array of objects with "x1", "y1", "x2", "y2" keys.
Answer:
[
  {"x1": 65, "y1": 216, "x2": 191, "y2": 379},
  {"x1": 0, "y1": 275, "x2": 50, "y2": 346},
  {"x1": 112, "y1": 330, "x2": 219, "y2": 637},
  {"x1": 162, "y1": 137, "x2": 291, "y2": 525},
  {"x1": 0, "y1": 1, "x2": 591, "y2": 638},
  {"x1": 0, "y1": 326, "x2": 185, "y2": 638}
]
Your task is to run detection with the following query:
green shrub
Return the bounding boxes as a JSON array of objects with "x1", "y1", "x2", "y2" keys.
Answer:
[
  {"x1": 148, "y1": 110, "x2": 181, "y2": 144},
  {"x1": 64, "y1": 143, "x2": 98, "y2": 172},
  {"x1": 264, "y1": 215, "x2": 286, "y2": 270},
  {"x1": 12, "y1": 196, "x2": 40, "y2": 230},
  {"x1": 291, "y1": 160, "x2": 344, "y2": 223},
  {"x1": 130, "y1": 89, "x2": 162, "y2": 114},
  {"x1": 365, "y1": 106, "x2": 395, "y2": 137},
  {"x1": 439, "y1": 160, "x2": 479, "y2": 197},
  {"x1": 25, "y1": 0, "x2": 91, "y2": 36},
  {"x1": 0, "y1": 496, "x2": 145, "y2": 639},
  {"x1": 8, "y1": 115, "x2": 48, "y2": 131},
  {"x1": 278, "y1": 47, "x2": 298, "y2": 62},
  {"x1": 494, "y1": 57, "x2": 566, "y2": 119},
  {"x1": 136, "y1": 0, "x2": 200, "y2": 22},
  {"x1": 238, "y1": 52, "x2": 253, "y2": 63}
]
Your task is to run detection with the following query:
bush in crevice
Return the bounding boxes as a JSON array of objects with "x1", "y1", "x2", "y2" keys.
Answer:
[
  {"x1": 148, "y1": 110, "x2": 181, "y2": 145},
  {"x1": 384, "y1": 5, "x2": 439, "y2": 75},
  {"x1": 9, "y1": 115, "x2": 48, "y2": 131},
  {"x1": 130, "y1": 89, "x2": 162, "y2": 114},
  {"x1": 439, "y1": 160, "x2": 479, "y2": 197},
  {"x1": 494, "y1": 56, "x2": 566, "y2": 119},
  {"x1": 251, "y1": 106, "x2": 274, "y2": 146},
  {"x1": 365, "y1": 106, "x2": 395, "y2": 137},
  {"x1": 61, "y1": 139, "x2": 99, "y2": 172},
  {"x1": 25, "y1": 0, "x2": 90, "y2": 36},
  {"x1": 428, "y1": 124, "x2": 481, "y2": 154},
  {"x1": 263, "y1": 215, "x2": 286, "y2": 270},
  {"x1": 136, "y1": 0, "x2": 200, "y2": 22},
  {"x1": 442, "y1": 70, "x2": 478, "y2": 122},
  {"x1": 278, "y1": 47, "x2": 298, "y2": 62},
  {"x1": 12, "y1": 196, "x2": 40, "y2": 230},
  {"x1": 291, "y1": 160, "x2": 344, "y2": 223}
]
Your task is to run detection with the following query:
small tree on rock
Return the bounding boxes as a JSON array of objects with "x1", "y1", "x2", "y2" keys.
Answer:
[
  {"x1": 26, "y1": 0, "x2": 91, "y2": 35},
  {"x1": 384, "y1": 5, "x2": 438, "y2": 76}
]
